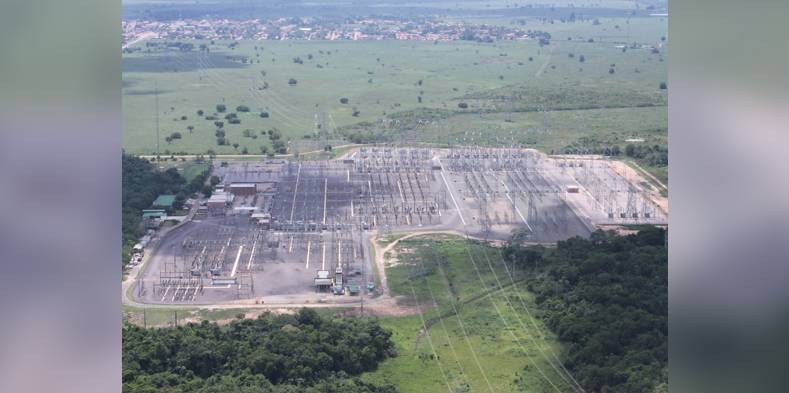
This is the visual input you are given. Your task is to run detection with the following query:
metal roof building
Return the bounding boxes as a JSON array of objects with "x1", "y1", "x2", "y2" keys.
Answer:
[{"x1": 152, "y1": 194, "x2": 176, "y2": 208}]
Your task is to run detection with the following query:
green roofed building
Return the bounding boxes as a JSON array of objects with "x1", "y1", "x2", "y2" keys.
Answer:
[
  {"x1": 142, "y1": 209, "x2": 167, "y2": 218},
  {"x1": 152, "y1": 194, "x2": 176, "y2": 209}
]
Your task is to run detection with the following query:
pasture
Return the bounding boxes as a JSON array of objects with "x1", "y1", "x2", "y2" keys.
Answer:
[
  {"x1": 123, "y1": 16, "x2": 666, "y2": 159},
  {"x1": 362, "y1": 235, "x2": 574, "y2": 392}
]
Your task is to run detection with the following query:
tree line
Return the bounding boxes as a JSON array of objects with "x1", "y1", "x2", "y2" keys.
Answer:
[
  {"x1": 503, "y1": 227, "x2": 668, "y2": 392},
  {"x1": 122, "y1": 153, "x2": 210, "y2": 266},
  {"x1": 123, "y1": 309, "x2": 397, "y2": 393}
]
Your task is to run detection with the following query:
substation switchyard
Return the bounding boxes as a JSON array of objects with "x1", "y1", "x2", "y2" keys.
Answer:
[{"x1": 133, "y1": 147, "x2": 667, "y2": 305}]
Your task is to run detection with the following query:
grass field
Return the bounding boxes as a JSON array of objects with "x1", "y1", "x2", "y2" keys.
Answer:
[
  {"x1": 123, "y1": 16, "x2": 666, "y2": 161},
  {"x1": 361, "y1": 235, "x2": 575, "y2": 392}
]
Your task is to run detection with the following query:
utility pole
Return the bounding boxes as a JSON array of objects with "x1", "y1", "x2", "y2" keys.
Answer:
[
  {"x1": 155, "y1": 80, "x2": 160, "y2": 159},
  {"x1": 360, "y1": 229, "x2": 364, "y2": 316}
]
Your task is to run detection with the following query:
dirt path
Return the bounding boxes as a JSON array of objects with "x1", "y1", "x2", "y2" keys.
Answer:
[
  {"x1": 628, "y1": 160, "x2": 668, "y2": 191},
  {"x1": 609, "y1": 160, "x2": 669, "y2": 215},
  {"x1": 536, "y1": 44, "x2": 557, "y2": 77},
  {"x1": 136, "y1": 144, "x2": 366, "y2": 160}
]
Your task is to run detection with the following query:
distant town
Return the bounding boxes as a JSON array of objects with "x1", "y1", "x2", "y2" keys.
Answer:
[{"x1": 122, "y1": 16, "x2": 537, "y2": 48}]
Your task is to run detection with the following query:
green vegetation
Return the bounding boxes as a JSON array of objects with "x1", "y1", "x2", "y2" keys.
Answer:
[
  {"x1": 122, "y1": 154, "x2": 209, "y2": 266},
  {"x1": 503, "y1": 227, "x2": 668, "y2": 392},
  {"x1": 362, "y1": 235, "x2": 570, "y2": 392},
  {"x1": 123, "y1": 18, "x2": 666, "y2": 159},
  {"x1": 123, "y1": 308, "x2": 397, "y2": 392}
]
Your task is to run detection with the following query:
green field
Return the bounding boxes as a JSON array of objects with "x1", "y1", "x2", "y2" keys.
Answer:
[
  {"x1": 362, "y1": 235, "x2": 575, "y2": 392},
  {"x1": 123, "y1": 17, "x2": 666, "y2": 160}
]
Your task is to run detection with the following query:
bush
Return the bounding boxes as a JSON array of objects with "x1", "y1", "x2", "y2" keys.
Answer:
[
  {"x1": 170, "y1": 132, "x2": 182, "y2": 139},
  {"x1": 236, "y1": 105, "x2": 250, "y2": 112},
  {"x1": 458, "y1": 102, "x2": 469, "y2": 109},
  {"x1": 288, "y1": 78, "x2": 298, "y2": 86}
]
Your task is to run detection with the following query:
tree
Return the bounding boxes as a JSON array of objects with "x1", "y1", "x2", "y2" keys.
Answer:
[
  {"x1": 201, "y1": 184, "x2": 212, "y2": 197},
  {"x1": 236, "y1": 105, "x2": 250, "y2": 112},
  {"x1": 233, "y1": 143, "x2": 240, "y2": 150},
  {"x1": 288, "y1": 78, "x2": 298, "y2": 86},
  {"x1": 215, "y1": 121, "x2": 224, "y2": 128},
  {"x1": 623, "y1": 143, "x2": 637, "y2": 157},
  {"x1": 352, "y1": 107, "x2": 360, "y2": 117},
  {"x1": 241, "y1": 146, "x2": 248, "y2": 154},
  {"x1": 210, "y1": 175, "x2": 221, "y2": 186},
  {"x1": 260, "y1": 145, "x2": 269, "y2": 155},
  {"x1": 173, "y1": 193, "x2": 186, "y2": 210},
  {"x1": 216, "y1": 104, "x2": 226, "y2": 113},
  {"x1": 579, "y1": 54, "x2": 585, "y2": 63},
  {"x1": 259, "y1": 111, "x2": 270, "y2": 118},
  {"x1": 170, "y1": 132, "x2": 182, "y2": 139},
  {"x1": 458, "y1": 102, "x2": 469, "y2": 109},
  {"x1": 197, "y1": 109, "x2": 204, "y2": 116},
  {"x1": 609, "y1": 68, "x2": 615, "y2": 74},
  {"x1": 659, "y1": 82, "x2": 667, "y2": 90},
  {"x1": 187, "y1": 125, "x2": 194, "y2": 133},
  {"x1": 339, "y1": 97, "x2": 349, "y2": 104}
]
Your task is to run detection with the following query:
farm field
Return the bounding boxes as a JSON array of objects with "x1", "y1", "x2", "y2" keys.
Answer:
[
  {"x1": 123, "y1": 17, "x2": 666, "y2": 162},
  {"x1": 361, "y1": 235, "x2": 573, "y2": 392}
]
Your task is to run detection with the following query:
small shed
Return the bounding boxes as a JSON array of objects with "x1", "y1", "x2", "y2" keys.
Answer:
[
  {"x1": 229, "y1": 183, "x2": 257, "y2": 196},
  {"x1": 315, "y1": 270, "x2": 333, "y2": 289}
]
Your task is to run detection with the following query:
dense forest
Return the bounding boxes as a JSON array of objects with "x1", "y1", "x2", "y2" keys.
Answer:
[
  {"x1": 123, "y1": 309, "x2": 398, "y2": 393},
  {"x1": 122, "y1": 153, "x2": 209, "y2": 265},
  {"x1": 503, "y1": 227, "x2": 668, "y2": 392}
]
